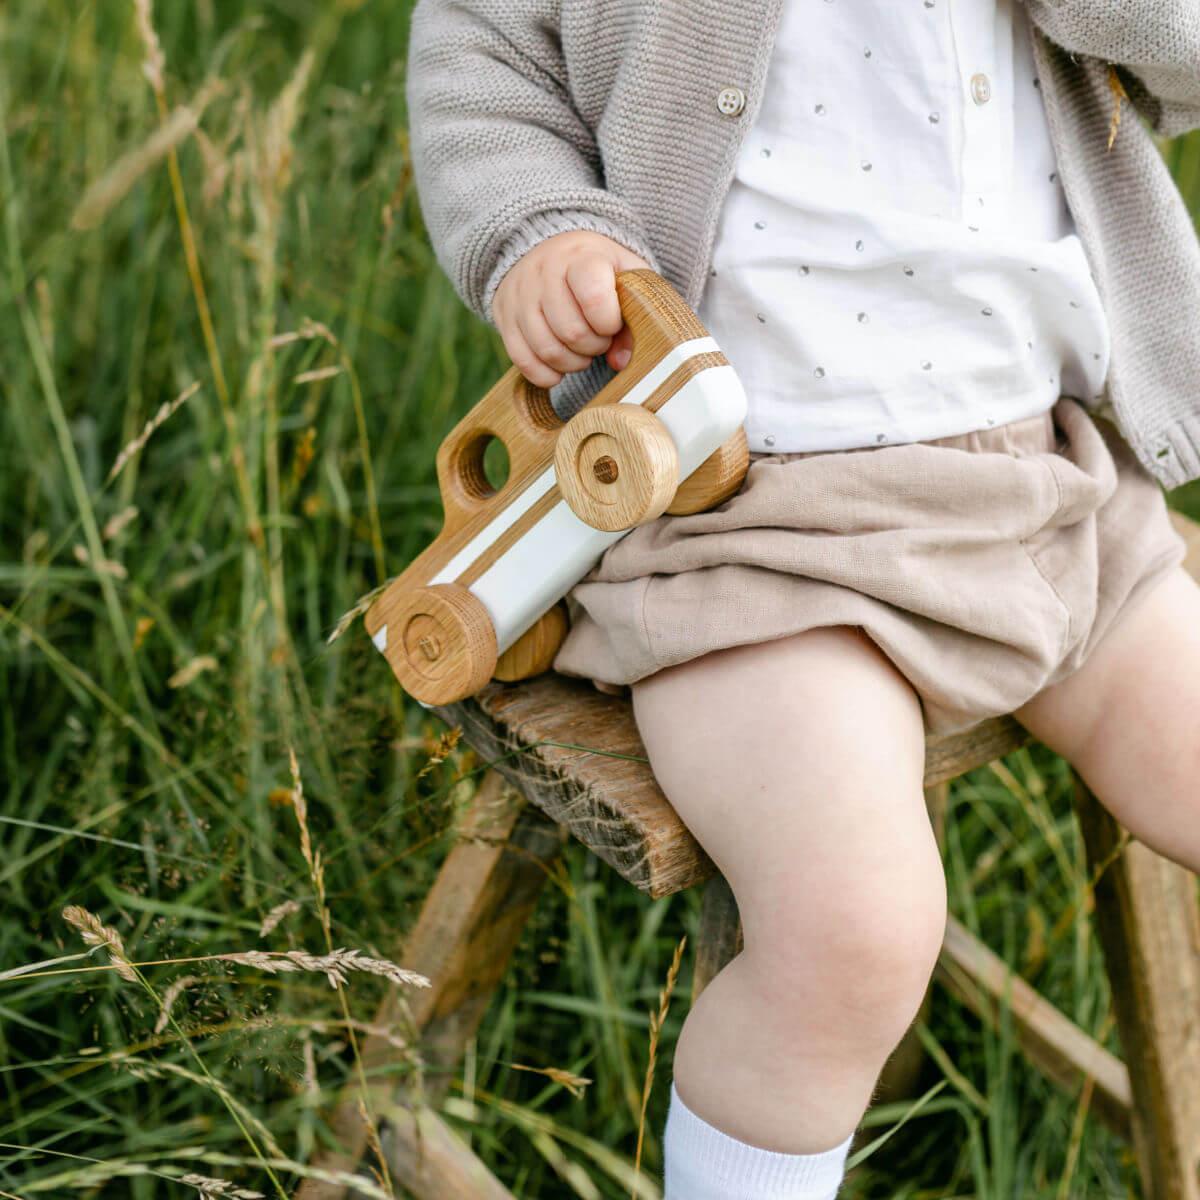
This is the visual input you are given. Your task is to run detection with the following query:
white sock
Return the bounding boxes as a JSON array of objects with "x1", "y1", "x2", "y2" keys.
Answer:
[{"x1": 663, "y1": 1080, "x2": 855, "y2": 1200}]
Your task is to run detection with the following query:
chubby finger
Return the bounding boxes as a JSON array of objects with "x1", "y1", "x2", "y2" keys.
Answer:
[
  {"x1": 542, "y1": 274, "x2": 611, "y2": 358},
  {"x1": 564, "y1": 255, "x2": 623, "y2": 338},
  {"x1": 605, "y1": 324, "x2": 634, "y2": 372},
  {"x1": 503, "y1": 322, "x2": 563, "y2": 389},
  {"x1": 517, "y1": 303, "x2": 594, "y2": 379}
]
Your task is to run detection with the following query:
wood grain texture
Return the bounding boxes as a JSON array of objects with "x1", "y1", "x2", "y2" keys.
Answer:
[
  {"x1": 432, "y1": 675, "x2": 695, "y2": 898},
  {"x1": 493, "y1": 602, "x2": 568, "y2": 683},
  {"x1": 365, "y1": 270, "x2": 727, "y2": 643},
  {"x1": 371, "y1": 582, "x2": 498, "y2": 707},
  {"x1": 435, "y1": 674, "x2": 1034, "y2": 898},
  {"x1": 455, "y1": 349, "x2": 732, "y2": 590},
  {"x1": 379, "y1": 1104, "x2": 518, "y2": 1200},
  {"x1": 667, "y1": 427, "x2": 750, "y2": 515},
  {"x1": 924, "y1": 716, "x2": 1029, "y2": 787}
]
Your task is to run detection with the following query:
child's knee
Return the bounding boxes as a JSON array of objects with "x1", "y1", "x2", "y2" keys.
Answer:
[{"x1": 742, "y1": 859, "x2": 946, "y2": 1054}]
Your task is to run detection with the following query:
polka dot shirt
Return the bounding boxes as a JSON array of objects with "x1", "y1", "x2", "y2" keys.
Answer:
[{"x1": 697, "y1": 0, "x2": 1111, "y2": 452}]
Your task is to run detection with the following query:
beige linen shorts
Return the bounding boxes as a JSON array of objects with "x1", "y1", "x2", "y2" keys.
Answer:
[{"x1": 551, "y1": 396, "x2": 1188, "y2": 737}]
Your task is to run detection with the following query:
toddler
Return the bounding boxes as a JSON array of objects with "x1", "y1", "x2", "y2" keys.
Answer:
[{"x1": 405, "y1": 1, "x2": 1200, "y2": 1196}]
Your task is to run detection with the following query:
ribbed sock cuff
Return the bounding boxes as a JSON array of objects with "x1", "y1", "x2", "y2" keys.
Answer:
[{"x1": 663, "y1": 1081, "x2": 854, "y2": 1200}]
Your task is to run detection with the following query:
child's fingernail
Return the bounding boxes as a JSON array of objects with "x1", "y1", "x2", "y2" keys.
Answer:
[{"x1": 613, "y1": 348, "x2": 631, "y2": 370}]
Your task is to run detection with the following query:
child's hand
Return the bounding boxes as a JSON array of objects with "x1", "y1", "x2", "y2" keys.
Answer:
[{"x1": 492, "y1": 230, "x2": 649, "y2": 389}]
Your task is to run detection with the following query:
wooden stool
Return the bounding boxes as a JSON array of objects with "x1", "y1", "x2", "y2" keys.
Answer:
[{"x1": 303, "y1": 510, "x2": 1200, "y2": 1200}]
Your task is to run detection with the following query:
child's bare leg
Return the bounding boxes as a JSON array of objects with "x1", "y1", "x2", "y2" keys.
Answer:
[
  {"x1": 1013, "y1": 565, "x2": 1200, "y2": 875},
  {"x1": 631, "y1": 626, "x2": 946, "y2": 1156}
]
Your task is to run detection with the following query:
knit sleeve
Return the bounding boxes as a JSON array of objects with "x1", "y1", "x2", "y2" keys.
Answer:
[
  {"x1": 405, "y1": 0, "x2": 660, "y2": 327},
  {"x1": 1021, "y1": 0, "x2": 1200, "y2": 137}
]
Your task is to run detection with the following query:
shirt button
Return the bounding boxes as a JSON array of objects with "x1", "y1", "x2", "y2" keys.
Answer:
[
  {"x1": 716, "y1": 86, "x2": 747, "y2": 117},
  {"x1": 970, "y1": 72, "x2": 992, "y2": 105}
]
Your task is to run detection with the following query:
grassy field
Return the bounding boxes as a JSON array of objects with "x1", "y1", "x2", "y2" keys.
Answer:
[{"x1": 2, "y1": 3, "x2": 1199, "y2": 1197}]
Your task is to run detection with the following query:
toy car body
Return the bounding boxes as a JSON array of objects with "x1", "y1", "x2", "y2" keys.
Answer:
[{"x1": 366, "y1": 270, "x2": 749, "y2": 706}]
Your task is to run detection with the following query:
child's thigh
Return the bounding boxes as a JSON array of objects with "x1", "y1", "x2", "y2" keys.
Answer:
[{"x1": 631, "y1": 626, "x2": 936, "y2": 936}]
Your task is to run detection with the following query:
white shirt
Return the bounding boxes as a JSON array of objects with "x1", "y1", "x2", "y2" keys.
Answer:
[{"x1": 697, "y1": 0, "x2": 1112, "y2": 453}]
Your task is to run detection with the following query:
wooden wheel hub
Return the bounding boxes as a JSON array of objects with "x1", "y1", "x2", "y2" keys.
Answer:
[
  {"x1": 405, "y1": 612, "x2": 451, "y2": 671},
  {"x1": 593, "y1": 454, "x2": 619, "y2": 484},
  {"x1": 575, "y1": 431, "x2": 628, "y2": 508}
]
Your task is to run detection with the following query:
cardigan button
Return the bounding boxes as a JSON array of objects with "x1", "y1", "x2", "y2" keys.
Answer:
[{"x1": 716, "y1": 86, "x2": 747, "y2": 116}]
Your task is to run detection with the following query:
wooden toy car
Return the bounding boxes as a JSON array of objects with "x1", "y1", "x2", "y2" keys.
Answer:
[{"x1": 365, "y1": 268, "x2": 749, "y2": 706}]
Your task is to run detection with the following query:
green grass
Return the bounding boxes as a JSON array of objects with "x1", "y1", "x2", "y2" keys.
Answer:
[{"x1": 1, "y1": 3, "x2": 1199, "y2": 1196}]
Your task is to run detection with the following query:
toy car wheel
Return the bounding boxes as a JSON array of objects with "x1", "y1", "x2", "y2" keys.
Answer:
[
  {"x1": 667, "y1": 428, "x2": 750, "y2": 515},
  {"x1": 381, "y1": 583, "x2": 497, "y2": 705},
  {"x1": 494, "y1": 602, "x2": 569, "y2": 682},
  {"x1": 553, "y1": 404, "x2": 679, "y2": 532}
]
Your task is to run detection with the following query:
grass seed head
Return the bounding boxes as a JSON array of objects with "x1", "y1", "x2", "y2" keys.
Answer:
[
  {"x1": 258, "y1": 900, "x2": 301, "y2": 938},
  {"x1": 62, "y1": 905, "x2": 137, "y2": 983},
  {"x1": 217, "y1": 948, "x2": 431, "y2": 991},
  {"x1": 132, "y1": 0, "x2": 166, "y2": 94},
  {"x1": 154, "y1": 974, "x2": 200, "y2": 1034},
  {"x1": 179, "y1": 1172, "x2": 264, "y2": 1198}
]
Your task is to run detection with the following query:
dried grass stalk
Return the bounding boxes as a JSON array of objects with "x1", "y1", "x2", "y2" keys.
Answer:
[
  {"x1": 168, "y1": 655, "x2": 218, "y2": 689},
  {"x1": 108, "y1": 381, "x2": 200, "y2": 481},
  {"x1": 269, "y1": 318, "x2": 338, "y2": 349},
  {"x1": 179, "y1": 1172, "x2": 264, "y2": 1198},
  {"x1": 633, "y1": 934, "x2": 686, "y2": 1193},
  {"x1": 293, "y1": 365, "x2": 342, "y2": 385},
  {"x1": 103, "y1": 505, "x2": 140, "y2": 541},
  {"x1": 132, "y1": 0, "x2": 166, "y2": 92},
  {"x1": 302, "y1": 1035, "x2": 319, "y2": 1103},
  {"x1": 218, "y1": 948, "x2": 430, "y2": 991},
  {"x1": 1107, "y1": 64, "x2": 1129, "y2": 151},
  {"x1": 509, "y1": 1062, "x2": 592, "y2": 1099},
  {"x1": 258, "y1": 900, "x2": 301, "y2": 938},
  {"x1": 73, "y1": 544, "x2": 129, "y2": 580},
  {"x1": 414, "y1": 726, "x2": 463, "y2": 781},
  {"x1": 288, "y1": 748, "x2": 324, "y2": 915},
  {"x1": 154, "y1": 974, "x2": 200, "y2": 1034},
  {"x1": 62, "y1": 905, "x2": 137, "y2": 983},
  {"x1": 326, "y1": 578, "x2": 392, "y2": 645},
  {"x1": 73, "y1": 104, "x2": 198, "y2": 230}
]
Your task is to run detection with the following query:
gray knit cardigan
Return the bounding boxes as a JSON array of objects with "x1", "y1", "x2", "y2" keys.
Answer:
[{"x1": 406, "y1": 0, "x2": 1200, "y2": 488}]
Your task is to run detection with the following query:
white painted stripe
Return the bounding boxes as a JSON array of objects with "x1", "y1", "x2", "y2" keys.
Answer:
[{"x1": 432, "y1": 464, "x2": 556, "y2": 585}]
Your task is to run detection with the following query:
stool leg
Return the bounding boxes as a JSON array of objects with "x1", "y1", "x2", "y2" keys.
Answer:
[
  {"x1": 1073, "y1": 770, "x2": 1200, "y2": 1200},
  {"x1": 693, "y1": 872, "x2": 742, "y2": 1001},
  {"x1": 298, "y1": 770, "x2": 566, "y2": 1200},
  {"x1": 379, "y1": 1104, "x2": 518, "y2": 1200}
]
